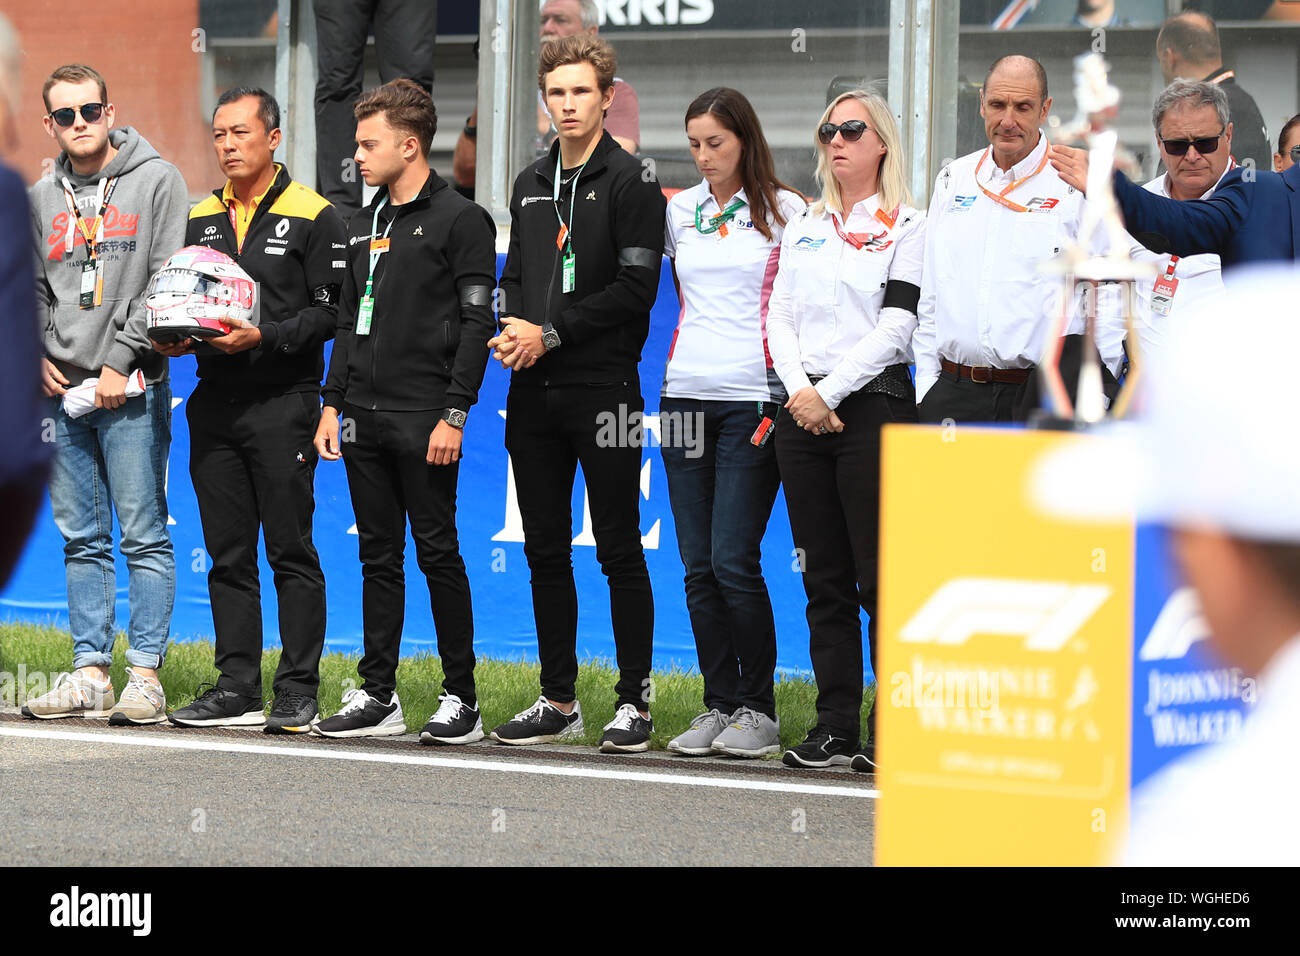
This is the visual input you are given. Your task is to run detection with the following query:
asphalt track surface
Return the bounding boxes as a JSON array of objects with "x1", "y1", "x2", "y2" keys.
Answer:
[{"x1": 0, "y1": 710, "x2": 875, "y2": 866}]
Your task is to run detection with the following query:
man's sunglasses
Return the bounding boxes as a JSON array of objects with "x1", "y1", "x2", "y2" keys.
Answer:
[
  {"x1": 818, "y1": 120, "x2": 873, "y2": 145},
  {"x1": 49, "y1": 103, "x2": 105, "y2": 128},
  {"x1": 1290, "y1": 144, "x2": 1300, "y2": 163},
  {"x1": 1159, "y1": 128, "x2": 1224, "y2": 156}
]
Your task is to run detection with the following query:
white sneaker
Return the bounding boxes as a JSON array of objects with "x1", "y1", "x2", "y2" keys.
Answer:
[
  {"x1": 21, "y1": 670, "x2": 115, "y2": 719},
  {"x1": 108, "y1": 668, "x2": 167, "y2": 725}
]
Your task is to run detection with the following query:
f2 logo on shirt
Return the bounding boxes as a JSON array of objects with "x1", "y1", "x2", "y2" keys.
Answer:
[
  {"x1": 1024, "y1": 197, "x2": 1060, "y2": 212},
  {"x1": 951, "y1": 195, "x2": 976, "y2": 210}
]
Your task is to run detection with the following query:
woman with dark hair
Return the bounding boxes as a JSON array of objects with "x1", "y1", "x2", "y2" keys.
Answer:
[
  {"x1": 661, "y1": 87, "x2": 805, "y2": 759},
  {"x1": 766, "y1": 89, "x2": 925, "y2": 772},
  {"x1": 1274, "y1": 113, "x2": 1300, "y2": 172}
]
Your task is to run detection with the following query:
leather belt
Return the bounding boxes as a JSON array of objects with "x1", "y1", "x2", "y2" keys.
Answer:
[{"x1": 940, "y1": 358, "x2": 1032, "y2": 385}]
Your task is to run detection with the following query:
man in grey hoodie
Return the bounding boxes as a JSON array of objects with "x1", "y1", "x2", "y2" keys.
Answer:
[{"x1": 23, "y1": 64, "x2": 187, "y2": 726}]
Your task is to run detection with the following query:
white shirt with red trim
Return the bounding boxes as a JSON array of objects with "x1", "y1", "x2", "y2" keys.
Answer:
[
  {"x1": 765, "y1": 193, "x2": 926, "y2": 410},
  {"x1": 916, "y1": 132, "x2": 1125, "y2": 402},
  {"x1": 662, "y1": 182, "x2": 806, "y2": 402},
  {"x1": 1126, "y1": 167, "x2": 1230, "y2": 360}
]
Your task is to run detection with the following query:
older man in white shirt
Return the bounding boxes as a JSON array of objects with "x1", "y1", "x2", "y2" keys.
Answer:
[
  {"x1": 1126, "y1": 79, "x2": 1232, "y2": 360},
  {"x1": 916, "y1": 54, "x2": 1123, "y2": 424}
]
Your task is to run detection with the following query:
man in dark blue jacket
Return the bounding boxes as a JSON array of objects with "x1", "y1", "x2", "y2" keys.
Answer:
[{"x1": 1050, "y1": 144, "x2": 1300, "y2": 266}]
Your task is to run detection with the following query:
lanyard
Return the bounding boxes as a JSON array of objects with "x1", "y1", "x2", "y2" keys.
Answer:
[
  {"x1": 1163, "y1": 256, "x2": 1180, "y2": 280},
  {"x1": 694, "y1": 196, "x2": 747, "y2": 235},
  {"x1": 552, "y1": 152, "x2": 591, "y2": 249},
  {"x1": 365, "y1": 196, "x2": 396, "y2": 293},
  {"x1": 61, "y1": 175, "x2": 116, "y2": 257},
  {"x1": 829, "y1": 205, "x2": 897, "y2": 250},
  {"x1": 1209, "y1": 70, "x2": 1234, "y2": 85},
  {"x1": 973, "y1": 138, "x2": 1050, "y2": 212}
]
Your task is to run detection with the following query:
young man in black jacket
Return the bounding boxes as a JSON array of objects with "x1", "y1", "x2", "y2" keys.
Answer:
[
  {"x1": 314, "y1": 78, "x2": 496, "y2": 741},
  {"x1": 160, "y1": 88, "x2": 345, "y2": 733},
  {"x1": 488, "y1": 34, "x2": 666, "y2": 753}
]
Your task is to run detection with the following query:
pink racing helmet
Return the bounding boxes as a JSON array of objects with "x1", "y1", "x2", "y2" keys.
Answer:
[{"x1": 145, "y1": 245, "x2": 257, "y2": 343}]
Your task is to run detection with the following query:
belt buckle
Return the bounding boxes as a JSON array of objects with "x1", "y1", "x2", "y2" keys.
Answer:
[{"x1": 970, "y1": 365, "x2": 993, "y2": 385}]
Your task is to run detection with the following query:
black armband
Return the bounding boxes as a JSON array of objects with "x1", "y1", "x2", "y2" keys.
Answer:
[
  {"x1": 618, "y1": 246, "x2": 660, "y2": 269},
  {"x1": 459, "y1": 284, "x2": 492, "y2": 307},
  {"x1": 882, "y1": 279, "x2": 920, "y2": 314}
]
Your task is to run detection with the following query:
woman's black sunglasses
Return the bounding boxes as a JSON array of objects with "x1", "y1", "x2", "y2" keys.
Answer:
[
  {"x1": 49, "y1": 103, "x2": 105, "y2": 128},
  {"x1": 818, "y1": 120, "x2": 872, "y2": 145}
]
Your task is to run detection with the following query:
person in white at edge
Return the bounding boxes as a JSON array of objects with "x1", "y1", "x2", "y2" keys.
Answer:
[
  {"x1": 766, "y1": 89, "x2": 923, "y2": 772},
  {"x1": 660, "y1": 86, "x2": 805, "y2": 760},
  {"x1": 1125, "y1": 79, "x2": 1232, "y2": 359},
  {"x1": 1031, "y1": 266, "x2": 1300, "y2": 864},
  {"x1": 916, "y1": 54, "x2": 1123, "y2": 425}
]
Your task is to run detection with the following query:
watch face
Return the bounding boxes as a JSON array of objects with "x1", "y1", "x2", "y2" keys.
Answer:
[
  {"x1": 543, "y1": 330, "x2": 561, "y2": 349},
  {"x1": 446, "y1": 409, "x2": 467, "y2": 427}
]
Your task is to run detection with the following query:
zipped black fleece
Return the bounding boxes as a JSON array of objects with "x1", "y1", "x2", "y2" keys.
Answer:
[
  {"x1": 185, "y1": 164, "x2": 347, "y2": 396},
  {"x1": 322, "y1": 171, "x2": 497, "y2": 414},
  {"x1": 498, "y1": 130, "x2": 666, "y2": 386}
]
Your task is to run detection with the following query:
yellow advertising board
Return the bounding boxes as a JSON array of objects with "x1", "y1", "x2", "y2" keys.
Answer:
[{"x1": 876, "y1": 425, "x2": 1133, "y2": 865}]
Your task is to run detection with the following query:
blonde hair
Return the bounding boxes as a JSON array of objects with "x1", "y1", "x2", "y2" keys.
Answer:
[{"x1": 811, "y1": 90, "x2": 911, "y2": 217}]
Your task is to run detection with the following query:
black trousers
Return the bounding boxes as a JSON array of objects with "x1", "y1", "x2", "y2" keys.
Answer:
[
  {"x1": 187, "y1": 385, "x2": 326, "y2": 698},
  {"x1": 340, "y1": 403, "x2": 475, "y2": 704},
  {"x1": 775, "y1": 387, "x2": 918, "y2": 743},
  {"x1": 918, "y1": 333, "x2": 1120, "y2": 425},
  {"x1": 504, "y1": 382, "x2": 654, "y2": 711},
  {"x1": 314, "y1": 0, "x2": 437, "y2": 217}
]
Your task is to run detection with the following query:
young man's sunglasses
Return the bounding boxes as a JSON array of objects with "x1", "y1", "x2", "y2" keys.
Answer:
[
  {"x1": 49, "y1": 103, "x2": 105, "y2": 128},
  {"x1": 1159, "y1": 129, "x2": 1224, "y2": 156},
  {"x1": 1290, "y1": 144, "x2": 1300, "y2": 163},
  {"x1": 818, "y1": 120, "x2": 873, "y2": 145}
]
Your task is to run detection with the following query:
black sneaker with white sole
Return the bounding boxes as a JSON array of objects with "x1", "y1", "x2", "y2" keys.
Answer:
[
  {"x1": 313, "y1": 688, "x2": 407, "y2": 738},
  {"x1": 782, "y1": 725, "x2": 857, "y2": 768},
  {"x1": 849, "y1": 744, "x2": 877, "y2": 773},
  {"x1": 599, "y1": 703, "x2": 653, "y2": 753},
  {"x1": 169, "y1": 685, "x2": 265, "y2": 728},
  {"x1": 420, "y1": 693, "x2": 484, "y2": 745},
  {"x1": 490, "y1": 696, "x2": 583, "y2": 745},
  {"x1": 265, "y1": 690, "x2": 319, "y2": 734}
]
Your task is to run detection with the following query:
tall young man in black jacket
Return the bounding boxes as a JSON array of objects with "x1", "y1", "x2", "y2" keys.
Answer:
[
  {"x1": 314, "y1": 79, "x2": 497, "y2": 741},
  {"x1": 488, "y1": 34, "x2": 666, "y2": 753},
  {"x1": 161, "y1": 88, "x2": 345, "y2": 733}
]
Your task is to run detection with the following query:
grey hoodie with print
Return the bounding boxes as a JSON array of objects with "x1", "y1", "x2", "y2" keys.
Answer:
[{"x1": 30, "y1": 126, "x2": 188, "y2": 385}]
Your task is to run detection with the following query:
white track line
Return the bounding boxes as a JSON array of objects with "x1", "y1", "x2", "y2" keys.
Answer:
[{"x1": 0, "y1": 726, "x2": 878, "y2": 799}]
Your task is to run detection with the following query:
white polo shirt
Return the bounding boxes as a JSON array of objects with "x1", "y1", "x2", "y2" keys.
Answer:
[
  {"x1": 662, "y1": 182, "x2": 806, "y2": 402},
  {"x1": 916, "y1": 132, "x2": 1125, "y2": 402},
  {"x1": 1127, "y1": 167, "x2": 1229, "y2": 360},
  {"x1": 766, "y1": 193, "x2": 926, "y2": 410}
]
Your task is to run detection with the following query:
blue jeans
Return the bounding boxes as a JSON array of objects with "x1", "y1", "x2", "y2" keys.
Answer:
[
  {"x1": 48, "y1": 383, "x2": 175, "y2": 669},
  {"x1": 659, "y1": 398, "x2": 781, "y2": 718}
]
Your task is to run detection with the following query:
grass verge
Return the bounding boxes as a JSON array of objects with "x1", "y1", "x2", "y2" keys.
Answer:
[{"x1": 0, "y1": 622, "x2": 875, "y2": 752}]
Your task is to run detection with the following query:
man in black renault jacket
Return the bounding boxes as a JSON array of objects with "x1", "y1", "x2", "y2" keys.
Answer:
[
  {"x1": 488, "y1": 34, "x2": 666, "y2": 753},
  {"x1": 162, "y1": 88, "x2": 346, "y2": 734},
  {"x1": 314, "y1": 78, "x2": 497, "y2": 742}
]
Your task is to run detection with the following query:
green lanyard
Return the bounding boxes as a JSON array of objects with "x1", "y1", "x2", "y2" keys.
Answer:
[
  {"x1": 356, "y1": 196, "x2": 395, "y2": 335},
  {"x1": 694, "y1": 196, "x2": 747, "y2": 236},
  {"x1": 553, "y1": 152, "x2": 590, "y2": 293}
]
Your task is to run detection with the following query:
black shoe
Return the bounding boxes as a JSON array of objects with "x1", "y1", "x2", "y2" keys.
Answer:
[
  {"x1": 265, "y1": 690, "x2": 320, "y2": 735},
  {"x1": 313, "y1": 689, "x2": 406, "y2": 738},
  {"x1": 420, "y1": 693, "x2": 484, "y2": 745},
  {"x1": 782, "y1": 725, "x2": 856, "y2": 768},
  {"x1": 490, "y1": 696, "x2": 584, "y2": 745},
  {"x1": 599, "y1": 703, "x2": 653, "y2": 753},
  {"x1": 850, "y1": 744, "x2": 877, "y2": 773},
  {"x1": 168, "y1": 684, "x2": 265, "y2": 728}
]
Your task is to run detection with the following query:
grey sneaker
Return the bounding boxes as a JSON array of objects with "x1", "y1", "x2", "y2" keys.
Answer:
[
  {"x1": 108, "y1": 668, "x2": 167, "y2": 725},
  {"x1": 711, "y1": 706, "x2": 781, "y2": 758},
  {"x1": 20, "y1": 670, "x2": 115, "y2": 719},
  {"x1": 667, "y1": 708, "x2": 730, "y2": 756}
]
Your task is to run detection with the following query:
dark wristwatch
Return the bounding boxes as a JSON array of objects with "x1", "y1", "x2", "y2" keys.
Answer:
[
  {"x1": 442, "y1": 408, "x2": 468, "y2": 429},
  {"x1": 542, "y1": 322, "x2": 562, "y2": 351},
  {"x1": 463, "y1": 116, "x2": 477, "y2": 139}
]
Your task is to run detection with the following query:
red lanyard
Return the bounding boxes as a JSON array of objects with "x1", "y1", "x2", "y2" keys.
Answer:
[
  {"x1": 830, "y1": 205, "x2": 898, "y2": 249},
  {"x1": 973, "y1": 139, "x2": 1050, "y2": 212}
]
